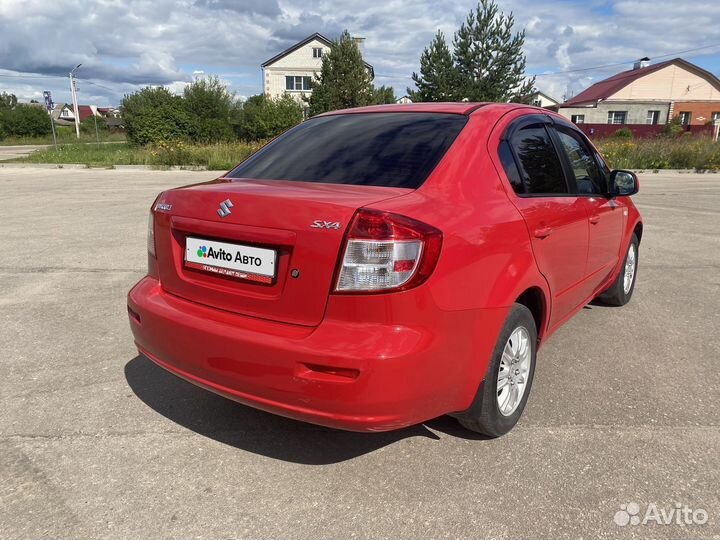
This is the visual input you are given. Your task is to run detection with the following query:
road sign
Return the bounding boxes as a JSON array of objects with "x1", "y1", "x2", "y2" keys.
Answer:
[{"x1": 43, "y1": 91, "x2": 54, "y2": 113}]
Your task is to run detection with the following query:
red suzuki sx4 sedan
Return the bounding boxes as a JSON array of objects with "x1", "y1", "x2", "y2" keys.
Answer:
[{"x1": 128, "y1": 103, "x2": 642, "y2": 436}]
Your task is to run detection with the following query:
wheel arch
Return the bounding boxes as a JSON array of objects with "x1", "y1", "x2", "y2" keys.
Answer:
[{"x1": 514, "y1": 286, "x2": 549, "y2": 344}]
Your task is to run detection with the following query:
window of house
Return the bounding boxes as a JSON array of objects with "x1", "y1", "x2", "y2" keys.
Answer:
[
  {"x1": 710, "y1": 112, "x2": 720, "y2": 123},
  {"x1": 285, "y1": 76, "x2": 312, "y2": 91},
  {"x1": 607, "y1": 111, "x2": 627, "y2": 125},
  {"x1": 510, "y1": 125, "x2": 568, "y2": 195},
  {"x1": 646, "y1": 110, "x2": 660, "y2": 125},
  {"x1": 61, "y1": 109, "x2": 69, "y2": 117},
  {"x1": 312, "y1": 47, "x2": 323, "y2": 58},
  {"x1": 571, "y1": 114, "x2": 585, "y2": 124},
  {"x1": 532, "y1": 99, "x2": 542, "y2": 107},
  {"x1": 554, "y1": 129, "x2": 605, "y2": 195},
  {"x1": 678, "y1": 111, "x2": 691, "y2": 125}
]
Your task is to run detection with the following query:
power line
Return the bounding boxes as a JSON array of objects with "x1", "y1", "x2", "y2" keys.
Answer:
[{"x1": 533, "y1": 42, "x2": 720, "y2": 77}]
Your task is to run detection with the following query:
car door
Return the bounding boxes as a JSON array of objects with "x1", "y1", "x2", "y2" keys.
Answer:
[
  {"x1": 551, "y1": 124, "x2": 624, "y2": 293},
  {"x1": 500, "y1": 117, "x2": 590, "y2": 329}
]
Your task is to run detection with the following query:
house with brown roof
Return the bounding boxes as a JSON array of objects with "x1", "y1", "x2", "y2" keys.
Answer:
[{"x1": 558, "y1": 58, "x2": 720, "y2": 127}]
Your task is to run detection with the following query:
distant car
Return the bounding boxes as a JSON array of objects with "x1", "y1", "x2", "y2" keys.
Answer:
[{"x1": 127, "y1": 103, "x2": 642, "y2": 436}]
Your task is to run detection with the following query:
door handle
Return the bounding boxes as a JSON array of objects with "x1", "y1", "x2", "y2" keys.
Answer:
[
  {"x1": 533, "y1": 226, "x2": 553, "y2": 239},
  {"x1": 589, "y1": 214, "x2": 600, "y2": 225}
]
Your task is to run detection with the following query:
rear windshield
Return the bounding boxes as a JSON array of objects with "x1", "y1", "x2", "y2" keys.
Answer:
[{"x1": 227, "y1": 112, "x2": 468, "y2": 189}]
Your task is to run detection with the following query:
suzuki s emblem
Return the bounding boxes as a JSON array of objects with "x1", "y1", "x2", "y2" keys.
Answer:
[
  {"x1": 311, "y1": 220, "x2": 341, "y2": 230},
  {"x1": 217, "y1": 199, "x2": 234, "y2": 218}
]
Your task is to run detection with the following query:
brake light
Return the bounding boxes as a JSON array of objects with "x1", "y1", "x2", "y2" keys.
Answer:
[{"x1": 334, "y1": 209, "x2": 442, "y2": 293}]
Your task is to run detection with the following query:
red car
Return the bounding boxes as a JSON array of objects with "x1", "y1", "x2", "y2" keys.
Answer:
[{"x1": 128, "y1": 103, "x2": 641, "y2": 436}]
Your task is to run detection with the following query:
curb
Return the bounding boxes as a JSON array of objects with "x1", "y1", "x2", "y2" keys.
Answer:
[{"x1": 0, "y1": 163, "x2": 211, "y2": 171}]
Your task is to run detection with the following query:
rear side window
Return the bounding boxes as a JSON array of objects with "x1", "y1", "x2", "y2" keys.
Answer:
[
  {"x1": 555, "y1": 129, "x2": 606, "y2": 195},
  {"x1": 228, "y1": 113, "x2": 468, "y2": 189},
  {"x1": 510, "y1": 125, "x2": 568, "y2": 195}
]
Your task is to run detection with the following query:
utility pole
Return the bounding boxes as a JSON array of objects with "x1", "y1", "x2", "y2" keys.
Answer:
[{"x1": 69, "y1": 64, "x2": 82, "y2": 139}]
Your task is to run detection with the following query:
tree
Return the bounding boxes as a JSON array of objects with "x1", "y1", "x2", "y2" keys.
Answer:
[
  {"x1": 307, "y1": 30, "x2": 374, "y2": 116},
  {"x1": 407, "y1": 31, "x2": 458, "y2": 102},
  {"x1": 0, "y1": 104, "x2": 52, "y2": 137},
  {"x1": 121, "y1": 87, "x2": 190, "y2": 145},
  {"x1": 237, "y1": 94, "x2": 304, "y2": 141},
  {"x1": 183, "y1": 76, "x2": 238, "y2": 143},
  {"x1": 372, "y1": 85, "x2": 397, "y2": 104},
  {"x1": 452, "y1": 0, "x2": 535, "y2": 102},
  {"x1": 408, "y1": 1, "x2": 535, "y2": 103},
  {"x1": 0, "y1": 92, "x2": 17, "y2": 110}
]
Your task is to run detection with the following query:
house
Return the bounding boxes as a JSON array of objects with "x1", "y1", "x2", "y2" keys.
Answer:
[
  {"x1": 396, "y1": 95, "x2": 413, "y2": 104},
  {"x1": 529, "y1": 91, "x2": 559, "y2": 110},
  {"x1": 558, "y1": 58, "x2": 720, "y2": 127},
  {"x1": 52, "y1": 104, "x2": 97, "y2": 125},
  {"x1": 261, "y1": 33, "x2": 374, "y2": 101}
]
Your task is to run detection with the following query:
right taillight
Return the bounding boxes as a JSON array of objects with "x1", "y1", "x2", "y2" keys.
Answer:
[{"x1": 334, "y1": 209, "x2": 442, "y2": 294}]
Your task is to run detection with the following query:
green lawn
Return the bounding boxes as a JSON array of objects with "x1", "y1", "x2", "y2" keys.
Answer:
[
  {"x1": 15, "y1": 140, "x2": 264, "y2": 170},
  {"x1": 0, "y1": 126, "x2": 126, "y2": 146}
]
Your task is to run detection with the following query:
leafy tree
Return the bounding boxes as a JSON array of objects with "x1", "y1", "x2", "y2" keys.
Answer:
[
  {"x1": 409, "y1": 1, "x2": 534, "y2": 102},
  {"x1": 183, "y1": 76, "x2": 238, "y2": 143},
  {"x1": 121, "y1": 87, "x2": 190, "y2": 145},
  {"x1": 80, "y1": 115, "x2": 109, "y2": 135},
  {"x1": 307, "y1": 30, "x2": 374, "y2": 115},
  {"x1": 453, "y1": 0, "x2": 535, "y2": 102},
  {"x1": 0, "y1": 92, "x2": 17, "y2": 109},
  {"x1": 407, "y1": 31, "x2": 458, "y2": 102},
  {"x1": 372, "y1": 85, "x2": 397, "y2": 104},
  {"x1": 237, "y1": 94, "x2": 304, "y2": 141},
  {"x1": 0, "y1": 105, "x2": 52, "y2": 137}
]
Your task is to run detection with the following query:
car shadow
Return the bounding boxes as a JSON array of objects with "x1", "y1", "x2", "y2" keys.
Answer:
[{"x1": 124, "y1": 355, "x2": 485, "y2": 464}]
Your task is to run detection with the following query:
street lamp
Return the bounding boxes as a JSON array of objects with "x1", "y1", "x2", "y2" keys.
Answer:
[{"x1": 69, "y1": 64, "x2": 82, "y2": 139}]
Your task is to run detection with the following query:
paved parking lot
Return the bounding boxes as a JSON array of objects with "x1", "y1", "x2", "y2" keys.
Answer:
[{"x1": 1, "y1": 167, "x2": 718, "y2": 539}]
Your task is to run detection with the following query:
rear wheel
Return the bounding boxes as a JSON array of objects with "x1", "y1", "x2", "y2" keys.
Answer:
[
  {"x1": 597, "y1": 234, "x2": 639, "y2": 306},
  {"x1": 455, "y1": 304, "x2": 537, "y2": 437}
]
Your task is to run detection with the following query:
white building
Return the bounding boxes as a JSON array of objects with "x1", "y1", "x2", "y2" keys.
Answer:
[
  {"x1": 529, "y1": 91, "x2": 559, "y2": 109},
  {"x1": 261, "y1": 33, "x2": 374, "y2": 101}
]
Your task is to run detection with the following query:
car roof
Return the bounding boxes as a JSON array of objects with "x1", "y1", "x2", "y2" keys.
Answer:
[{"x1": 317, "y1": 102, "x2": 531, "y2": 118}]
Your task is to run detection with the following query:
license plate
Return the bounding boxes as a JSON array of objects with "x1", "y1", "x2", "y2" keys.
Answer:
[{"x1": 185, "y1": 237, "x2": 276, "y2": 284}]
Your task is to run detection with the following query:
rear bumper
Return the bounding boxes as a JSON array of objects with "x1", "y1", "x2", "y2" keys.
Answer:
[{"x1": 127, "y1": 277, "x2": 506, "y2": 432}]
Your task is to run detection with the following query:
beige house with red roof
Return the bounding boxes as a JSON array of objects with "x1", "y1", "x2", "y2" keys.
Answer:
[{"x1": 558, "y1": 58, "x2": 720, "y2": 126}]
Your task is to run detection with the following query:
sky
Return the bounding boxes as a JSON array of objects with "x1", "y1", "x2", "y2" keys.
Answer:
[{"x1": 1, "y1": 0, "x2": 720, "y2": 107}]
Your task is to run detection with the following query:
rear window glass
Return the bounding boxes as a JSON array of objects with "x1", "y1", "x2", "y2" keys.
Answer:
[{"x1": 227, "y1": 112, "x2": 468, "y2": 189}]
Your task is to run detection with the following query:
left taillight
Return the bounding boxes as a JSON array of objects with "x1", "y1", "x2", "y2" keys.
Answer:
[
  {"x1": 334, "y1": 209, "x2": 442, "y2": 294},
  {"x1": 147, "y1": 210, "x2": 156, "y2": 257}
]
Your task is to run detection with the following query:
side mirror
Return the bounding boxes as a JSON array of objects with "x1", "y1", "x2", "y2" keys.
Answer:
[{"x1": 610, "y1": 170, "x2": 639, "y2": 197}]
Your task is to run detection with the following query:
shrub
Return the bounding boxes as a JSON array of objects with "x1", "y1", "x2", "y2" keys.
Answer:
[
  {"x1": 121, "y1": 87, "x2": 190, "y2": 145},
  {"x1": 79, "y1": 115, "x2": 109, "y2": 135},
  {"x1": 612, "y1": 127, "x2": 633, "y2": 139},
  {"x1": 237, "y1": 94, "x2": 304, "y2": 141},
  {"x1": 183, "y1": 76, "x2": 239, "y2": 143},
  {"x1": 0, "y1": 105, "x2": 52, "y2": 137}
]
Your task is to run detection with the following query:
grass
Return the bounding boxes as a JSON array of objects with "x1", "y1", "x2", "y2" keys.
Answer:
[
  {"x1": 12, "y1": 134, "x2": 720, "y2": 172},
  {"x1": 595, "y1": 135, "x2": 720, "y2": 171},
  {"x1": 16, "y1": 140, "x2": 264, "y2": 170},
  {"x1": 0, "y1": 126, "x2": 126, "y2": 146}
]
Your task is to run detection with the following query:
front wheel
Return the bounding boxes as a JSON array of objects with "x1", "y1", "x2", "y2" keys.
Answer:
[
  {"x1": 597, "y1": 233, "x2": 639, "y2": 306},
  {"x1": 455, "y1": 303, "x2": 537, "y2": 437}
]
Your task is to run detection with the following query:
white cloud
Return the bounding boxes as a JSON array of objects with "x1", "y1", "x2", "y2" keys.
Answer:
[{"x1": 0, "y1": 0, "x2": 718, "y2": 106}]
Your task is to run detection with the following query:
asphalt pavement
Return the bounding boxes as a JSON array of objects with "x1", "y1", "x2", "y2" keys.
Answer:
[{"x1": 1, "y1": 167, "x2": 718, "y2": 539}]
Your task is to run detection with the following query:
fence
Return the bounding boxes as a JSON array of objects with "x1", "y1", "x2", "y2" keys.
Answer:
[{"x1": 576, "y1": 124, "x2": 715, "y2": 139}]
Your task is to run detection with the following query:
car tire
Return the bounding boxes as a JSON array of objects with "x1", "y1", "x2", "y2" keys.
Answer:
[
  {"x1": 455, "y1": 303, "x2": 537, "y2": 437},
  {"x1": 597, "y1": 233, "x2": 639, "y2": 307}
]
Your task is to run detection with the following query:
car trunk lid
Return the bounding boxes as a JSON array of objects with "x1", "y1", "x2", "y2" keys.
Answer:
[{"x1": 153, "y1": 178, "x2": 412, "y2": 326}]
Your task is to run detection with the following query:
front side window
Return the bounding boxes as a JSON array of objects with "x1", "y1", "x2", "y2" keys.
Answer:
[
  {"x1": 228, "y1": 113, "x2": 468, "y2": 189},
  {"x1": 607, "y1": 111, "x2": 627, "y2": 125},
  {"x1": 555, "y1": 129, "x2": 606, "y2": 195},
  {"x1": 571, "y1": 114, "x2": 585, "y2": 124},
  {"x1": 510, "y1": 125, "x2": 568, "y2": 195},
  {"x1": 285, "y1": 76, "x2": 312, "y2": 91},
  {"x1": 679, "y1": 111, "x2": 691, "y2": 125},
  {"x1": 646, "y1": 110, "x2": 660, "y2": 125}
]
